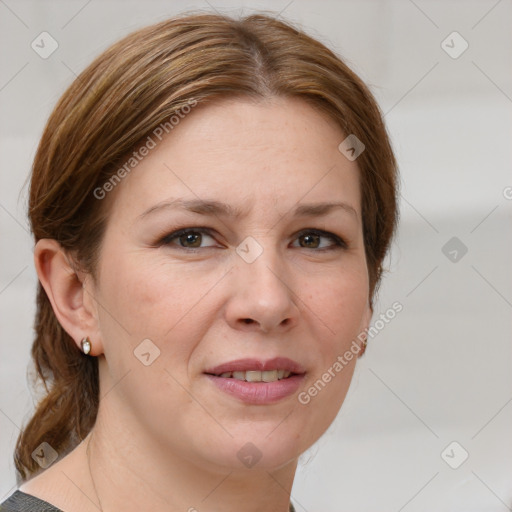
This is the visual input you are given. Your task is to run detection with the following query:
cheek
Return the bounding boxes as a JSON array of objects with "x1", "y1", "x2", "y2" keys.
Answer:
[
  {"x1": 98, "y1": 252, "x2": 225, "y2": 355},
  {"x1": 94, "y1": 254, "x2": 220, "y2": 413},
  {"x1": 305, "y1": 263, "x2": 369, "y2": 338},
  {"x1": 298, "y1": 263, "x2": 368, "y2": 408}
]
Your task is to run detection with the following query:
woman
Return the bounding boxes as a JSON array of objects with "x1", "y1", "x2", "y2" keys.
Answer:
[{"x1": 1, "y1": 11, "x2": 398, "y2": 512}]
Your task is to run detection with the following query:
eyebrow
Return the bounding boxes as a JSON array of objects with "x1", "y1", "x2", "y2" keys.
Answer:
[{"x1": 138, "y1": 198, "x2": 358, "y2": 221}]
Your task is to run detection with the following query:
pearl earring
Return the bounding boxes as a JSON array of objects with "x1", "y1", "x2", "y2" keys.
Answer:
[{"x1": 81, "y1": 337, "x2": 91, "y2": 355}]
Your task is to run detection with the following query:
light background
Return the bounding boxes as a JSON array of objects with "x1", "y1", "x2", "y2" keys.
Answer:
[{"x1": 0, "y1": 1, "x2": 511, "y2": 511}]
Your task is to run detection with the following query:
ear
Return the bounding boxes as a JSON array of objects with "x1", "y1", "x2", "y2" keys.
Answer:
[
  {"x1": 34, "y1": 238, "x2": 104, "y2": 356},
  {"x1": 357, "y1": 300, "x2": 373, "y2": 358}
]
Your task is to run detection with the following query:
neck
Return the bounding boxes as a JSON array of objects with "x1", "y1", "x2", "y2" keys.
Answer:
[{"x1": 85, "y1": 395, "x2": 297, "y2": 512}]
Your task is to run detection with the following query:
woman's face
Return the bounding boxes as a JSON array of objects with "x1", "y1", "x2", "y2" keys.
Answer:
[{"x1": 88, "y1": 96, "x2": 372, "y2": 471}]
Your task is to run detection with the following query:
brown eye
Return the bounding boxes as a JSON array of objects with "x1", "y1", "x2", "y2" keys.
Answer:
[
  {"x1": 159, "y1": 228, "x2": 218, "y2": 249},
  {"x1": 292, "y1": 229, "x2": 347, "y2": 250},
  {"x1": 299, "y1": 233, "x2": 321, "y2": 248},
  {"x1": 179, "y1": 232, "x2": 202, "y2": 248}
]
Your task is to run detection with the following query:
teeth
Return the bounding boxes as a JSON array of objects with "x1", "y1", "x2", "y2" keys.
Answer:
[
  {"x1": 245, "y1": 371, "x2": 262, "y2": 382},
  {"x1": 217, "y1": 370, "x2": 293, "y2": 382},
  {"x1": 262, "y1": 370, "x2": 278, "y2": 382}
]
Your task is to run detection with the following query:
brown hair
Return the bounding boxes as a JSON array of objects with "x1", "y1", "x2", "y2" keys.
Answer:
[{"x1": 15, "y1": 11, "x2": 399, "y2": 481}]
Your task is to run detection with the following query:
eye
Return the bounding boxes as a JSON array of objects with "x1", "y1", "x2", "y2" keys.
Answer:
[
  {"x1": 158, "y1": 228, "x2": 219, "y2": 249},
  {"x1": 155, "y1": 227, "x2": 347, "y2": 251},
  {"x1": 292, "y1": 229, "x2": 347, "y2": 250}
]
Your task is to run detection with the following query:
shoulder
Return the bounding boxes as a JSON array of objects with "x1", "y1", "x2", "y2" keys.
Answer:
[{"x1": 0, "y1": 490, "x2": 63, "y2": 511}]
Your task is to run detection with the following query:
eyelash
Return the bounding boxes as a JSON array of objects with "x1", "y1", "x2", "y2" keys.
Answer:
[{"x1": 156, "y1": 227, "x2": 348, "y2": 252}]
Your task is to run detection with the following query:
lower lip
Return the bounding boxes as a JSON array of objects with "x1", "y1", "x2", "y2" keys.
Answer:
[{"x1": 205, "y1": 374, "x2": 305, "y2": 405}]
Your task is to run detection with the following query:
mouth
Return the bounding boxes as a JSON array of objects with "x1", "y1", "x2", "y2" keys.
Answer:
[
  {"x1": 203, "y1": 357, "x2": 306, "y2": 404},
  {"x1": 205, "y1": 369, "x2": 297, "y2": 382},
  {"x1": 203, "y1": 356, "x2": 306, "y2": 380}
]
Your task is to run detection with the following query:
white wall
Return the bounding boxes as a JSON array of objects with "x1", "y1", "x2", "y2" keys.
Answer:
[{"x1": 1, "y1": 1, "x2": 511, "y2": 510}]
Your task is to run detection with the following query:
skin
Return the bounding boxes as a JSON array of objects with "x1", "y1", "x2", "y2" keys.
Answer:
[{"x1": 25, "y1": 96, "x2": 372, "y2": 512}]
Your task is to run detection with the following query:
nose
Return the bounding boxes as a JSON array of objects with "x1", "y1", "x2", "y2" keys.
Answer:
[{"x1": 224, "y1": 246, "x2": 300, "y2": 334}]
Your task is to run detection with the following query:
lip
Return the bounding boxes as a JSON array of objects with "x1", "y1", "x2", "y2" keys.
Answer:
[
  {"x1": 203, "y1": 357, "x2": 306, "y2": 405},
  {"x1": 205, "y1": 373, "x2": 305, "y2": 405},
  {"x1": 204, "y1": 357, "x2": 306, "y2": 376}
]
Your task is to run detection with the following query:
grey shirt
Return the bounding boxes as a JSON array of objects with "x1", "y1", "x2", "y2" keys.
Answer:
[{"x1": 0, "y1": 491, "x2": 61, "y2": 511}]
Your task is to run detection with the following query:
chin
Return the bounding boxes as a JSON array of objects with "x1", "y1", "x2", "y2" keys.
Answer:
[{"x1": 202, "y1": 428, "x2": 311, "y2": 473}]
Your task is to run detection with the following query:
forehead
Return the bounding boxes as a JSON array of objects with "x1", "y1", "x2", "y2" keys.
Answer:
[{"x1": 101, "y1": 96, "x2": 361, "y2": 224}]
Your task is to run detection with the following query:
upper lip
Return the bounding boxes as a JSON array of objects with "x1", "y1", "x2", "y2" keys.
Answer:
[{"x1": 204, "y1": 357, "x2": 306, "y2": 376}]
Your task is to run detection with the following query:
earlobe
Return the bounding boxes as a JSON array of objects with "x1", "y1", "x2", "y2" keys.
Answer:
[{"x1": 33, "y1": 239, "x2": 103, "y2": 356}]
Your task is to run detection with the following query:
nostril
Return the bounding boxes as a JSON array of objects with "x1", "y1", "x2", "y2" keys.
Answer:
[{"x1": 243, "y1": 318, "x2": 254, "y2": 324}]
